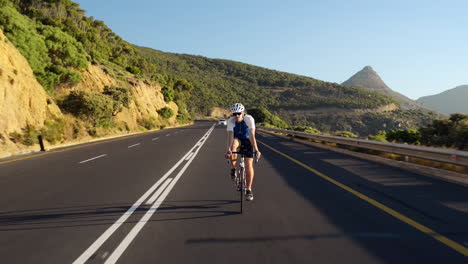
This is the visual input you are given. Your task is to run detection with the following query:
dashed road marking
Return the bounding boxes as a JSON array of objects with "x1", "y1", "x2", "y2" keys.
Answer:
[
  {"x1": 128, "y1": 143, "x2": 140, "y2": 148},
  {"x1": 79, "y1": 154, "x2": 107, "y2": 164},
  {"x1": 152, "y1": 137, "x2": 159, "y2": 141}
]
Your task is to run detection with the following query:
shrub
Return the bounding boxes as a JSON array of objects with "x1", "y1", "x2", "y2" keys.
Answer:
[
  {"x1": 158, "y1": 107, "x2": 174, "y2": 119},
  {"x1": 248, "y1": 107, "x2": 288, "y2": 129},
  {"x1": 8, "y1": 131, "x2": 23, "y2": 144},
  {"x1": 62, "y1": 69, "x2": 82, "y2": 84},
  {"x1": 125, "y1": 66, "x2": 141, "y2": 74},
  {"x1": 176, "y1": 113, "x2": 189, "y2": 123},
  {"x1": 368, "y1": 130, "x2": 388, "y2": 142},
  {"x1": 333, "y1": 131, "x2": 358, "y2": 138},
  {"x1": 21, "y1": 124, "x2": 39, "y2": 146},
  {"x1": 386, "y1": 129, "x2": 421, "y2": 144},
  {"x1": 61, "y1": 91, "x2": 114, "y2": 126},
  {"x1": 41, "y1": 119, "x2": 65, "y2": 144},
  {"x1": 289, "y1": 126, "x2": 321, "y2": 134},
  {"x1": 103, "y1": 86, "x2": 131, "y2": 115},
  {"x1": 161, "y1": 86, "x2": 175, "y2": 102},
  {"x1": 137, "y1": 117, "x2": 158, "y2": 130}
]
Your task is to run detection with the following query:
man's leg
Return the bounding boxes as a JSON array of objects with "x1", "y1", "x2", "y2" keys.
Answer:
[
  {"x1": 245, "y1": 158, "x2": 254, "y2": 189},
  {"x1": 245, "y1": 158, "x2": 255, "y2": 201},
  {"x1": 229, "y1": 139, "x2": 239, "y2": 180}
]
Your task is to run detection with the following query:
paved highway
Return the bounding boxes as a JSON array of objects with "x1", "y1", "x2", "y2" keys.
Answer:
[{"x1": 0, "y1": 121, "x2": 467, "y2": 263}]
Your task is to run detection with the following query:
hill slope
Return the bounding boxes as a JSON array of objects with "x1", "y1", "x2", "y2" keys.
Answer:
[
  {"x1": 0, "y1": 1, "x2": 183, "y2": 157},
  {"x1": 342, "y1": 66, "x2": 424, "y2": 110},
  {"x1": 417, "y1": 85, "x2": 468, "y2": 114},
  {"x1": 138, "y1": 48, "x2": 440, "y2": 135},
  {"x1": 137, "y1": 47, "x2": 396, "y2": 114}
]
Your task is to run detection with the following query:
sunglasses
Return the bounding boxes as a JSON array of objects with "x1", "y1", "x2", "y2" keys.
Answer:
[{"x1": 232, "y1": 113, "x2": 242, "y2": 116}]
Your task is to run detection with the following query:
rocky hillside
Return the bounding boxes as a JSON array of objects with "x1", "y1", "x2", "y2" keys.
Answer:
[
  {"x1": 342, "y1": 66, "x2": 425, "y2": 110},
  {"x1": 0, "y1": 27, "x2": 180, "y2": 158},
  {"x1": 417, "y1": 85, "x2": 468, "y2": 114}
]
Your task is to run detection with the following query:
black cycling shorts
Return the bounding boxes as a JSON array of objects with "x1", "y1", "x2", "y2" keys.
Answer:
[{"x1": 235, "y1": 138, "x2": 254, "y2": 158}]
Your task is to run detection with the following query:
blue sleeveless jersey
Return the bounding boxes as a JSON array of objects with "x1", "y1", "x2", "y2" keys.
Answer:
[{"x1": 234, "y1": 120, "x2": 250, "y2": 139}]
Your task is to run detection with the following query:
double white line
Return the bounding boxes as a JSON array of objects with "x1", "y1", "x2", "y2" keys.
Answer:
[{"x1": 73, "y1": 125, "x2": 215, "y2": 264}]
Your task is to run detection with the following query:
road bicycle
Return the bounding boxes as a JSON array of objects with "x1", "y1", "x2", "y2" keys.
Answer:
[{"x1": 227, "y1": 151, "x2": 258, "y2": 214}]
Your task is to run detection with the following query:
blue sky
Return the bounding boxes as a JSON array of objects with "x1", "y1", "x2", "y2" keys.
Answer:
[{"x1": 74, "y1": 0, "x2": 467, "y2": 99}]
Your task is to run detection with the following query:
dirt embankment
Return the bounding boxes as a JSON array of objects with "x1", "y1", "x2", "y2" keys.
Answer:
[{"x1": 0, "y1": 29, "x2": 62, "y2": 157}]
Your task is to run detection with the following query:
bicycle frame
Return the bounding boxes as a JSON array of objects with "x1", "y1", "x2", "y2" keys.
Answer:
[{"x1": 229, "y1": 151, "x2": 256, "y2": 213}]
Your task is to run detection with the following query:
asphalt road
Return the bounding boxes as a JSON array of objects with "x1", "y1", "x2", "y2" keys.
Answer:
[{"x1": 0, "y1": 121, "x2": 467, "y2": 263}]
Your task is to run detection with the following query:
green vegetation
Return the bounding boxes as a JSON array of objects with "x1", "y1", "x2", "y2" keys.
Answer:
[
  {"x1": 137, "y1": 47, "x2": 397, "y2": 115},
  {"x1": 0, "y1": 2, "x2": 90, "y2": 92},
  {"x1": 8, "y1": 124, "x2": 38, "y2": 146},
  {"x1": 289, "y1": 126, "x2": 321, "y2": 134},
  {"x1": 161, "y1": 86, "x2": 175, "y2": 102},
  {"x1": 41, "y1": 119, "x2": 65, "y2": 144},
  {"x1": 248, "y1": 107, "x2": 288, "y2": 129},
  {"x1": 419, "y1": 113, "x2": 468, "y2": 150},
  {"x1": 125, "y1": 66, "x2": 141, "y2": 75},
  {"x1": 386, "y1": 129, "x2": 421, "y2": 144},
  {"x1": 102, "y1": 86, "x2": 131, "y2": 115},
  {"x1": 158, "y1": 107, "x2": 174, "y2": 119},
  {"x1": 61, "y1": 91, "x2": 114, "y2": 126},
  {"x1": 137, "y1": 117, "x2": 158, "y2": 130},
  {"x1": 366, "y1": 114, "x2": 468, "y2": 150},
  {"x1": 367, "y1": 131, "x2": 388, "y2": 142},
  {"x1": 332, "y1": 131, "x2": 358, "y2": 138}
]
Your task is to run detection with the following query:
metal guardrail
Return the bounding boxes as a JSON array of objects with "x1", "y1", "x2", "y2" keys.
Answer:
[{"x1": 258, "y1": 126, "x2": 468, "y2": 167}]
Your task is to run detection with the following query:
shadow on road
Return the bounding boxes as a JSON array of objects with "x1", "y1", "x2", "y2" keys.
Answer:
[
  {"x1": 0, "y1": 200, "x2": 238, "y2": 231},
  {"x1": 253, "y1": 132, "x2": 468, "y2": 261}
]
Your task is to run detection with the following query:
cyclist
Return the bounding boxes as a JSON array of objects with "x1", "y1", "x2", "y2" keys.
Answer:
[{"x1": 225, "y1": 103, "x2": 261, "y2": 201}]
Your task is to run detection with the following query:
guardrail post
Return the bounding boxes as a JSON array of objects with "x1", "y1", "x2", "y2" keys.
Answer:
[{"x1": 38, "y1": 135, "x2": 46, "y2": 152}]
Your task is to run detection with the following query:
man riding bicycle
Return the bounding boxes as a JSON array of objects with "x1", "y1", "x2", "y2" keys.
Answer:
[{"x1": 225, "y1": 103, "x2": 261, "y2": 201}]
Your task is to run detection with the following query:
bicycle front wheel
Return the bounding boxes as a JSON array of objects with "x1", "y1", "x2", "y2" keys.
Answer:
[{"x1": 239, "y1": 167, "x2": 244, "y2": 214}]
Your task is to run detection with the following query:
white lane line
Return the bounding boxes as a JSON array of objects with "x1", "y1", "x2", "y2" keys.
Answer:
[
  {"x1": 104, "y1": 126, "x2": 214, "y2": 264},
  {"x1": 79, "y1": 154, "x2": 107, "y2": 164},
  {"x1": 152, "y1": 137, "x2": 159, "y2": 141},
  {"x1": 128, "y1": 143, "x2": 140, "y2": 148},
  {"x1": 145, "y1": 178, "x2": 172, "y2": 205},
  {"x1": 73, "y1": 125, "x2": 214, "y2": 264},
  {"x1": 166, "y1": 134, "x2": 171, "y2": 137},
  {"x1": 185, "y1": 152, "x2": 194, "y2": 161}
]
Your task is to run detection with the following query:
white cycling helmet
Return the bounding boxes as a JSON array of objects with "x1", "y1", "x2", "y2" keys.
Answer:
[{"x1": 230, "y1": 103, "x2": 245, "y2": 113}]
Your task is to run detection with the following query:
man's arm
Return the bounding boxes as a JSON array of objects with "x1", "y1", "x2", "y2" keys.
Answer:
[
  {"x1": 249, "y1": 128, "x2": 261, "y2": 159},
  {"x1": 227, "y1": 131, "x2": 234, "y2": 152}
]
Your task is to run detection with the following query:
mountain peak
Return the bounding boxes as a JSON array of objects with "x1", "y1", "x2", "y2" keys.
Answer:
[
  {"x1": 342, "y1": 66, "x2": 426, "y2": 110},
  {"x1": 343, "y1": 66, "x2": 388, "y2": 92},
  {"x1": 362, "y1": 65, "x2": 375, "y2": 72}
]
